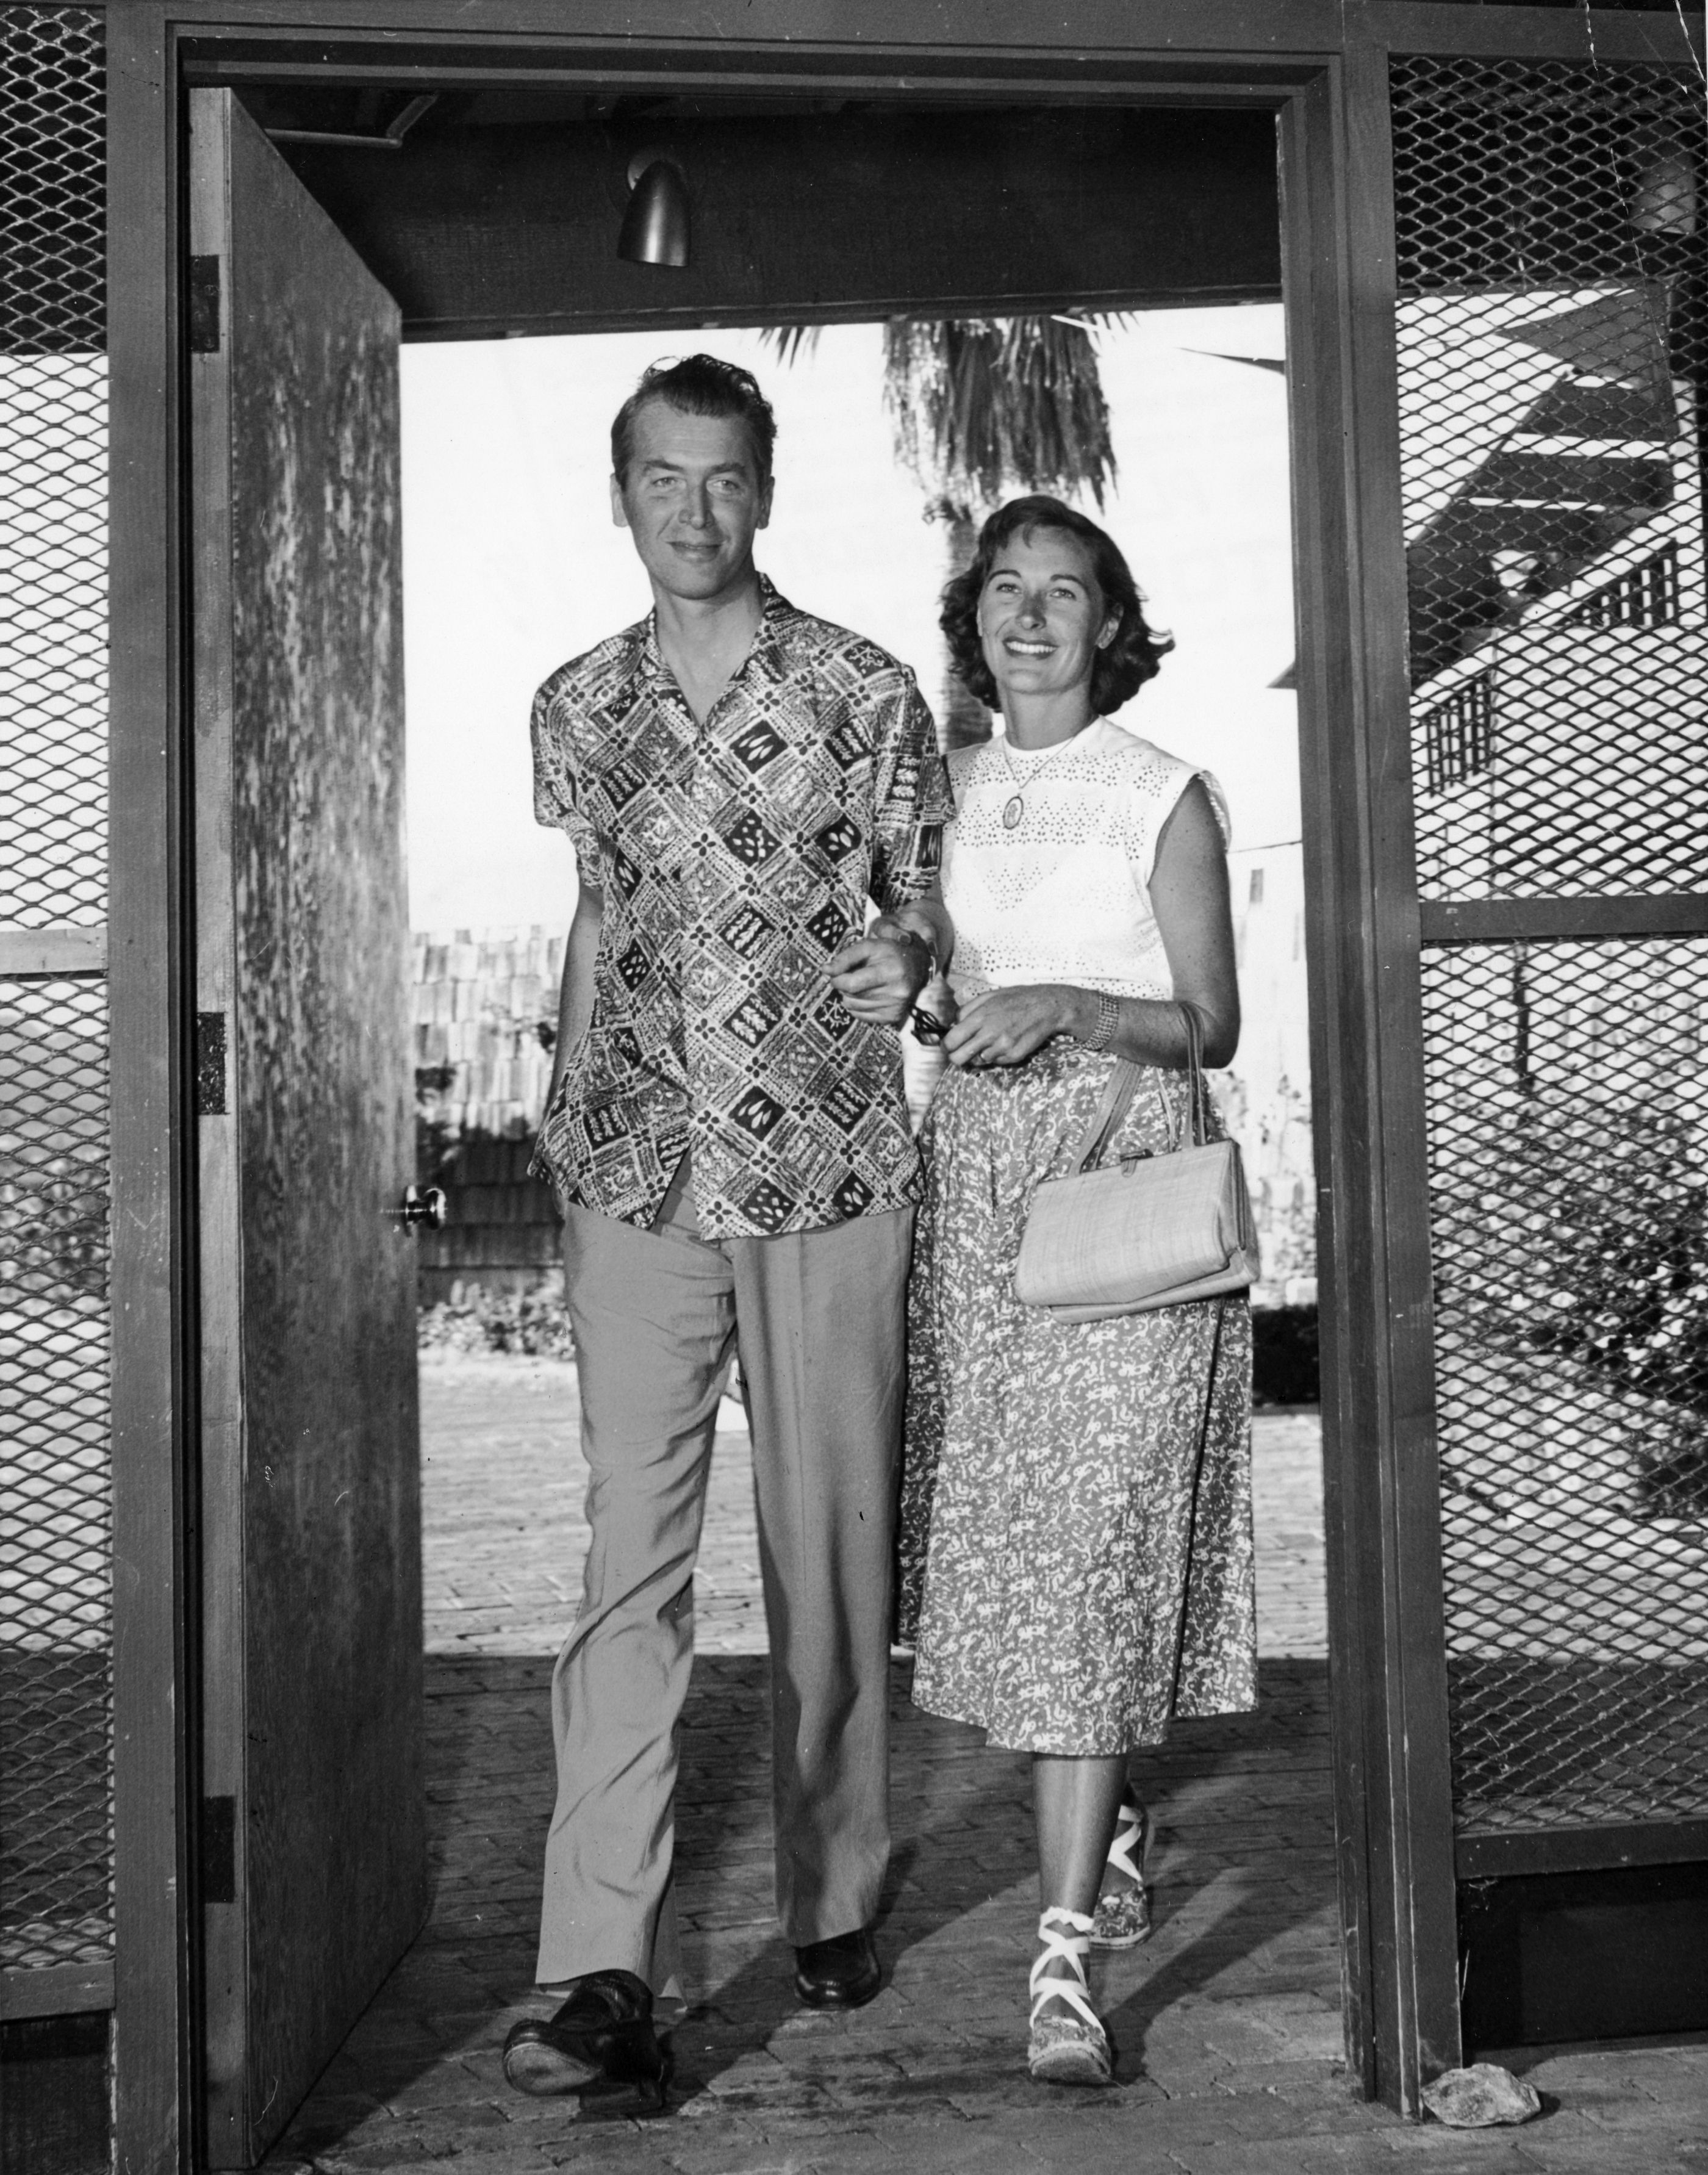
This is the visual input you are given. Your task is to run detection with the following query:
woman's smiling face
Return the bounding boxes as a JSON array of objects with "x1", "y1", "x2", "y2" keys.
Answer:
[{"x1": 977, "y1": 527, "x2": 1119, "y2": 711}]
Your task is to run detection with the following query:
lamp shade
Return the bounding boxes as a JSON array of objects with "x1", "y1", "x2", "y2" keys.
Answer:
[{"x1": 619, "y1": 157, "x2": 690, "y2": 267}]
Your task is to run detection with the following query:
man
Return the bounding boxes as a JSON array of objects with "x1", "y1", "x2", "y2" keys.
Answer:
[{"x1": 501, "y1": 356, "x2": 952, "y2": 2105}]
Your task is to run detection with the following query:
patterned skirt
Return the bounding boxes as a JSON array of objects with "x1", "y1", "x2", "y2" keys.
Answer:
[{"x1": 898, "y1": 1041, "x2": 1258, "y2": 1756}]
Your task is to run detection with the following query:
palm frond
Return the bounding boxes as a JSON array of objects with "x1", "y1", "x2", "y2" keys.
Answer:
[
  {"x1": 882, "y1": 314, "x2": 1118, "y2": 511},
  {"x1": 757, "y1": 324, "x2": 822, "y2": 364}
]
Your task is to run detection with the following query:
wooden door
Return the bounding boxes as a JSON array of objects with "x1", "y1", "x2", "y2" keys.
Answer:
[{"x1": 188, "y1": 87, "x2": 424, "y2": 2167}]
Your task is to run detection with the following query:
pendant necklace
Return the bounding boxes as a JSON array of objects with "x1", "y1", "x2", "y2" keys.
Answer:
[{"x1": 999, "y1": 732, "x2": 1082, "y2": 831}]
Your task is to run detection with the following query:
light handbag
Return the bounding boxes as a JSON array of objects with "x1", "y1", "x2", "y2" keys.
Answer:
[{"x1": 1013, "y1": 1005, "x2": 1260, "y2": 1321}]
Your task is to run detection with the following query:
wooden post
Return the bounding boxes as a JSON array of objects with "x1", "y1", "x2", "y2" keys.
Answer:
[
  {"x1": 107, "y1": 5, "x2": 193, "y2": 2171},
  {"x1": 1280, "y1": 31, "x2": 1463, "y2": 2110}
]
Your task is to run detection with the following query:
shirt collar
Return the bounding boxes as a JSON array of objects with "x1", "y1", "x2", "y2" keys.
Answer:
[{"x1": 637, "y1": 572, "x2": 791, "y2": 691}]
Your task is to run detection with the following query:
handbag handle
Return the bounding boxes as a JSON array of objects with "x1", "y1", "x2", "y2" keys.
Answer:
[
  {"x1": 1179, "y1": 1005, "x2": 1212, "y2": 1148},
  {"x1": 1068, "y1": 1002, "x2": 1210, "y2": 1174}
]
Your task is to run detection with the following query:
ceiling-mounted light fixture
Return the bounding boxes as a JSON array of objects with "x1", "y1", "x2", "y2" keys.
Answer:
[{"x1": 619, "y1": 153, "x2": 691, "y2": 268}]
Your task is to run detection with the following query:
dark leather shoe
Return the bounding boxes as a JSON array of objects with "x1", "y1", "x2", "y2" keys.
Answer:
[
  {"x1": 501, "y1": 1970, "x2": 671, "y2": 2102},
  {"x1": 794, "y1": 1927, "x2": 881, "y2": 2009}
]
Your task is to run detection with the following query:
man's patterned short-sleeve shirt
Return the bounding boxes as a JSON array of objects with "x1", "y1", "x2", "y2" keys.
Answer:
[{"x1": 531, "y1": 577, "x2": 951, "y2": 1239}]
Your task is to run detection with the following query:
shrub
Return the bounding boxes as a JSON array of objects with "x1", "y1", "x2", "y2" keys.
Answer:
[
  {"x1": 1502, "y1": 1112, "x2": 1708, "y2": 1420},
  {"x1": 1449, "y1": 1096, "x2": 1708, "y2": 1517},
  {"x1": 418, "y1": 1271, "x2": 573, "y2": 1359}
]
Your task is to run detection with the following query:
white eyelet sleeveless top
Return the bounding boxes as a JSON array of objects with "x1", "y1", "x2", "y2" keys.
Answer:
[{"x1": 941, "y1": 717, "x2": 1230, "y2": 1004}]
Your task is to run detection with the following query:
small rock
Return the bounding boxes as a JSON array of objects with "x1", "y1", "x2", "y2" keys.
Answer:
[{"x1": 1421, "y1": 2062, "x2": 1542, "y2": 2127}]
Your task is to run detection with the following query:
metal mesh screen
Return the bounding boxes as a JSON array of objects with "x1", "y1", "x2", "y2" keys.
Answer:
[
  {"x1": 1394, "y1": 55, "x2": 1708, "y2": 1837},
  {"x1": 1393, "y1": 55, "x2": 1707, "y2": 902},
  {"x1": 1421, "y1": 942, "x2": 1708, "y2": 1830},
  {"x1": 0, "y1": 6, "x2": 111, "y2": 1982},
  {"x1": 1, "y1": 981, "x2": 112, "y2": 1968},
  {"x1": 2, "y1": 4, "x2": 106, "y2": 929}
]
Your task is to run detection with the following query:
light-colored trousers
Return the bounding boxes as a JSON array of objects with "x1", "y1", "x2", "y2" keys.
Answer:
[{"x1": 535, "y1": 1198, "x2": 913, "y2": 2003}]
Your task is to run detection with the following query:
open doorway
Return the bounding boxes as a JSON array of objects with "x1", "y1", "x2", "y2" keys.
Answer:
[
  {"x1": 184, "y1": 74, "x2": 1370, "y2": 2163},
  {"x1": 375, "y1": 303, "x2": 1333, "y2": 2141},
  {"x1": 68, "y1": 20, "x2": 1696, "y2": 2166},
  {"x1": 403, "y1": 311, "x2": 1319, "y2": 1651}
]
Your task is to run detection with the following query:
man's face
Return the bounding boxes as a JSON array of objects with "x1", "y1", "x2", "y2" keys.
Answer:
[{"x1": 611, "y1": 400, "x2": 772, "y2": 602}]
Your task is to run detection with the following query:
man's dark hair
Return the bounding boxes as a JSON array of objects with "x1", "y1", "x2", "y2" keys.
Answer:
[
  {"x1": 941, "y1": 495, "x2": 1172, "y2": 717},
  {"x1": 610, "y1": 354, "x2": 777, "y2": 491}
]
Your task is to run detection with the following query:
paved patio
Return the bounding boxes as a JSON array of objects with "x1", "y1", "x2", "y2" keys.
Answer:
[{"x1": 267, "y1": 1359, "x2": 1708, "y2": 2174}]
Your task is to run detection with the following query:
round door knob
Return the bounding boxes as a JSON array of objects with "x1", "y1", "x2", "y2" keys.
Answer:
[{"x1": 396, "y1": 1184, "x2": 447, "y2": 1231}]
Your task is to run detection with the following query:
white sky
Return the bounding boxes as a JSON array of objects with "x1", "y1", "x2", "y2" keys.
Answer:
[{"x1": 400, "y1": 305, "x2": 1297, "y2": 935}]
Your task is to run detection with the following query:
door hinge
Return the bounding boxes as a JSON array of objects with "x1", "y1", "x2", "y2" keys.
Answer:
[
  {"x1": 188, "y1": 254, "x2": 223, "y2": 353},
  {"x1": 196, "y1": 1010, "x2": 228, "y2": 1115},
  {"x1": 202, "y1": 1795, "x2": 236, "y2": 1904}
]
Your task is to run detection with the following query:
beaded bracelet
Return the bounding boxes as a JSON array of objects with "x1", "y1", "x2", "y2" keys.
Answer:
[{"x1": 1082, "y1": 991, "x2": 1121, "y2": 1054}]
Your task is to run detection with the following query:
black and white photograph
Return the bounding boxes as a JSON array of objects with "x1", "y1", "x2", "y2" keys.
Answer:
[{"x1": 2, "y1": 6, "x2": 1706, "y2": 2173}]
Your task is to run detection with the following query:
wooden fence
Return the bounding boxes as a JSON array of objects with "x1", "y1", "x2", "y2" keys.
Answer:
[{"x1": 413, "y1": 928, "x2": 562, "y2": 1301}]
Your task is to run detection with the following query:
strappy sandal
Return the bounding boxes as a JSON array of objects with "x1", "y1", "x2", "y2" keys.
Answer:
[
  {"x1": 1027, "y1": 1907, "x2": 1113, "y2": 2086},
  {"x1": 1091, "y1": 1797, "x2": 1152, "y2": 1950}
]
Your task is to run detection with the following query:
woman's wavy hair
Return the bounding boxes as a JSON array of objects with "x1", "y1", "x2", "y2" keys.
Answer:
[{"x1": 941, "y1": 495, "x2": 1171, "y2": 716}]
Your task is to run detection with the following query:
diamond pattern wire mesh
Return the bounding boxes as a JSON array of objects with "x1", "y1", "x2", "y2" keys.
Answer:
[
  {"x1": 2, "y1": 5, "x2": 106, "y2": 928},
  {"x1": 1419, "y1": 943, "x2": 1708, "y2": 1830},
  {"x1": 0, "y1": 7, "x2": 112, "y2": 1978},
  {"x1": 1394, "y1": 57, "x2": 1708, "y2": 1836},
  {"x1": 1, "y1": 980, "x2": 111, "y2": 1966},
  {"x1": 1393, "y1": 56, "x2": 1707, "y2": 902}
]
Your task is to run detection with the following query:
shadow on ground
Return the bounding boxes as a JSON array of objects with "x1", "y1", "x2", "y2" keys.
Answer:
[{"x1": 273, "y1": 1654, "x2": 1342, "y2": 2165}]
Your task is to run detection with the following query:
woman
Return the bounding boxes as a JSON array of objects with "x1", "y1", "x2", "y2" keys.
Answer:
[{"x1": 899, "y1": 496, "x2": 1256, "y2": 2087}]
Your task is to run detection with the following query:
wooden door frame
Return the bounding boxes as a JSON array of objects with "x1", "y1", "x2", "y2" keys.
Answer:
[{"x1": 104, "y1": 4, "x2": 1705, "y2": 2166}]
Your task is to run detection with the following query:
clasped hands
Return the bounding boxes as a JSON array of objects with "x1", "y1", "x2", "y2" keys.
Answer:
[
  {"x1": 937, "y1": 984, "x2": 1088, "y2": 1068},
  {"x1": 827, "y1": 914, "x2": 938, "y2": 1026},
  {"x1": 828, "y1": 919, "x2": 1080, "y2": 1071}
]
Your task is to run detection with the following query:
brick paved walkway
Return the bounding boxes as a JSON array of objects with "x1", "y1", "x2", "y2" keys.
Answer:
[{"x1": 266, "y1": 1359, "x2": 1708, "y2": 2174}]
